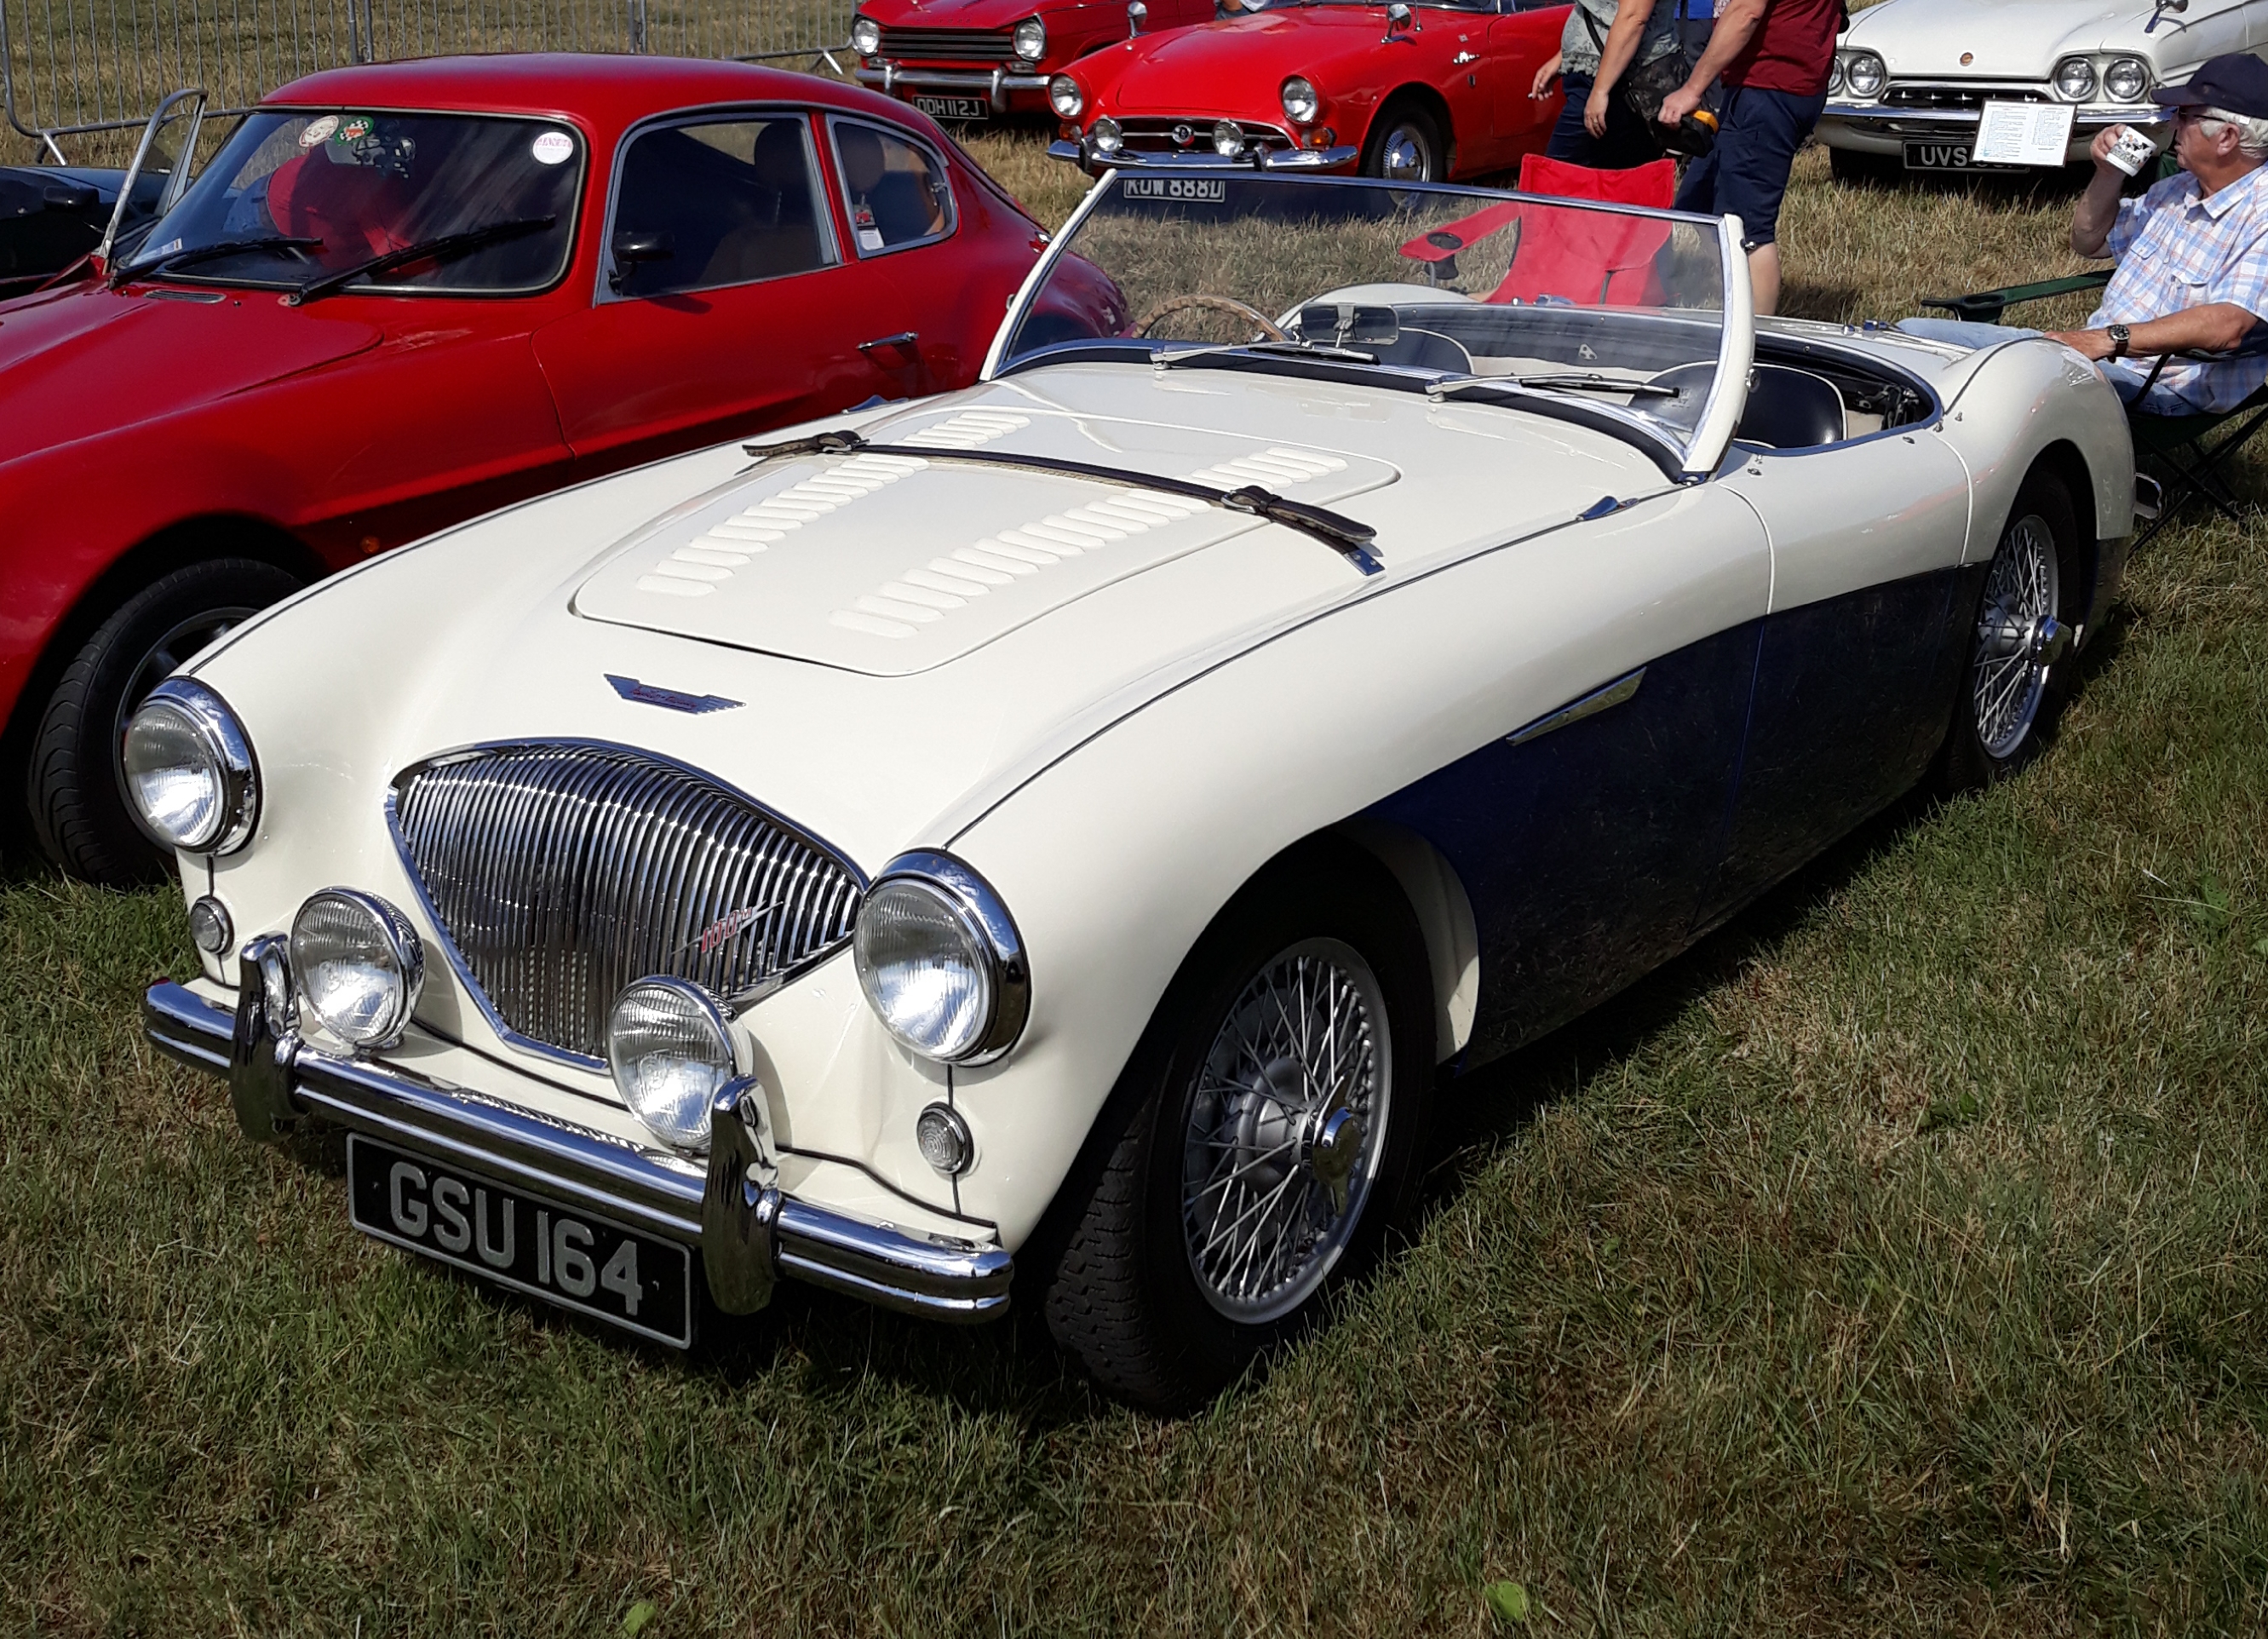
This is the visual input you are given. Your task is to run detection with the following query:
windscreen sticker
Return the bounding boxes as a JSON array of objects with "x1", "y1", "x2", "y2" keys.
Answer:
[
  {"x1": 531, "y1": 130, "x2": 575, "y2": 164},
  {"x1": 333, "y1": 114, "x2": 376, "y2": 146},
  {"x1": 298, "y1": 114, "x2": 340, "y2": 147}
]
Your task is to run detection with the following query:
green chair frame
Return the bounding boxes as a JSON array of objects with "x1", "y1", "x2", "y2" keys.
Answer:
[{"x1": 1919, "y1": 269, "x2": 2268, "y2": 548}]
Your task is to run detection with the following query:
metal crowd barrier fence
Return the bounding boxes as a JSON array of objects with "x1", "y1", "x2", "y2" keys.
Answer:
[{"x1": 1, "y1": 0, "x2": 853, "y2": 158}]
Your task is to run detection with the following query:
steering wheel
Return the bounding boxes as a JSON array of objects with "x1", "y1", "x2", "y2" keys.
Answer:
[{"x1": 1133, "y1": 293, "x2": 1288, "y2": 342}]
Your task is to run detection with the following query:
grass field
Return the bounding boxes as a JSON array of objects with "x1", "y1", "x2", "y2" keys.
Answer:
[{"x1": 4, "y1": 131, "x2": 2266, "y2": 1634}]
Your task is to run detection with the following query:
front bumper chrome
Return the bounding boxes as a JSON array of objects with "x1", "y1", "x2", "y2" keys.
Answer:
[
  {"x1": 1048, "y1": 137, "x2": 1361, "y2": 174},
  {"x1": 1819, "y1": 100, "x2": 2169, "y2": 151},
  {"x1": 856, "y1": 63, "x2": 1048, "y2": 115},
  {"x1": 144, "y1": 958, "x2": 1012, "y2": 1331}
]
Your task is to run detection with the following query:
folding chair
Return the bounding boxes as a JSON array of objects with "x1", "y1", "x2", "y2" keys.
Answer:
[{"x1": 1919, "y1": 271, "x2": 2268, "y2": 547}]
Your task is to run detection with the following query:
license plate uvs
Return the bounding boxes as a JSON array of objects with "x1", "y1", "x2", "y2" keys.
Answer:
[
  {"x1": 346, "y1": 1134, "x2": 694, "y2": 1347},
  {"x1": 1903, "y1": 140, "x2": 2018, "y2": 171}
]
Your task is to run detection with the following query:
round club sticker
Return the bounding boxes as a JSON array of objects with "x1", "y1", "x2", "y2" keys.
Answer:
[
  {"x1": 531, "y1": 131, "x2": 574, "y2": 165},
  {"x1": 298, "y1": 114, "x2": 339, "y2": 147}
]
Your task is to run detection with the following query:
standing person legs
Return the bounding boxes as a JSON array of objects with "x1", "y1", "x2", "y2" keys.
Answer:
[
  {"x1": 1546, "y1": 70, "x2": 1669, "y2": 169},
  {"x1": 1671, "y1": 84, "x2": 1824, "y2": 314}
]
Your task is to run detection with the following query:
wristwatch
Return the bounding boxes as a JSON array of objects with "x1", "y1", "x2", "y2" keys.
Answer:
[{"x1": 2107, "y1": 324, "x2": 2132, "y2": 359}]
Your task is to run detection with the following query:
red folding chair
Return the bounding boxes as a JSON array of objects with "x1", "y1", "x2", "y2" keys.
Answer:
[{"x1": 1396, "y1": 157, "x2": 1678, "y2": 308}]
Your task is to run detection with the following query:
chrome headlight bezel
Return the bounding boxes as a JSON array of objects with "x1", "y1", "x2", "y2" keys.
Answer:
[
  {"x1": 606, "y1": 975, "x2": 738, "y2": 1151},
  {"x1": 1088, "y1": 114, "x2": 1123, "y2": 154},
  {"x1": 290, "y1": 888, "x2": 426, "y2": 1050},
  {"x1": 122, "y1": 676, "x2": 261, "y2": 855},
  {"x1": 851, "y1": 13, "x2": 881, "y2": 55},
  {"x1": 1013, "y1": 15, "x2": 1047, "y2": 60},
  {"x1": 2104, "y1": 55, "x2": 2150, "y2": 102},
  {"x1": 853, "y1": 850, "x2": 1029, "y2": 1065},
  {"x1": 1049, "y1": 73, "x2": 1085, "y2": 118},
  {"x1": 1281, "y1": 75, "x2": 1319, "y2": 124},
  {"x1": 1841, "y1": 51, "x2": 1885, "y2": 99},
  {"x1": 2054, "y1": 55, "x2": 2098, "y2": 101}
]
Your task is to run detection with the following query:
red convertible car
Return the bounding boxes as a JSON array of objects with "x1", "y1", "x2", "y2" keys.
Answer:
[
  {"x1": 1048, "y1": 0, "x2": 1571, "y2": 181},
  {"x1": 0, "y1": 54, "x2": 1119, "y2": 885},
  {"x1": 851, "y1": 0, "x2": 1214, "y2": 122}
]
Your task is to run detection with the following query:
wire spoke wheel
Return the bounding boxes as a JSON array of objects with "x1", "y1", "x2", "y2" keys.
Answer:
[
  {"x1": 1180, "y1": 937, "x2": 1390, "y2": 1324},
  {"x1": 1969, "y1": 512, "x2": 2062, "y2": 762}
]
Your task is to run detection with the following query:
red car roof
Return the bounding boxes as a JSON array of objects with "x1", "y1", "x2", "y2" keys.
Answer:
[{"x1": 266, "y1": 53, "x2": 904, "y2": 131}]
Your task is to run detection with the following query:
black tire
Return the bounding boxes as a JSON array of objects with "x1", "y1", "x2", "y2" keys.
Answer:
[
  {"x1": 1042, "y1": 843, "x2": 1437, "y2": 1410},
  {"x1": 1938, "y1": 469, "x2": 2085, "y2": 791},
  {"x1": 1359, "y1": 100, "x2": 1446, "y2": 185},
  {"x1": 27, "y1": 557, "x2": 299, "y2": 885},
  {"x1": 1828, "y1": 146, "x2": 1903, "y2": 187}
]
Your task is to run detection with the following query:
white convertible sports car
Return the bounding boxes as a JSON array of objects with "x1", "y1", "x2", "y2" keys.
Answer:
[
  {"x1": 139, "y1": 170, "x2": 2134, "y2": 1406},
  {"x1": 1819, "y1": 0, "x2": 2263, "y2": 181}
]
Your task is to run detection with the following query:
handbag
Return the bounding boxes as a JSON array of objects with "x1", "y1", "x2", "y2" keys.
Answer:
[{"x1": 1581, "y1": 2, "x2": 1717, "y2": 159}]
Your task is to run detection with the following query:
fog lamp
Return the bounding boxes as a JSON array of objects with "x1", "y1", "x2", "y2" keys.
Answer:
[
  {"x1": 2055, "y1": 55, "x2": 2097, "y2": 101},
  {"x1": 1089, "y1": 115, "x2": 1123, "y2": 154},
  {"x1": 606, "y1": 977, "x2": 736, "y2": 1151},
  {"x1": 1843, "y1": 52, "x2": 1885, "y2": 97},
  {"x1": 851, "y1": 13, "x2": 881, "y2": 55},
  {"x1": 290, "y1": 889, "x2": 424, "y2": 1050},
  {"x1": 1050, "y1": 74, "x2": 1084, "y2": 118},
  {"x1": 1213, "y1": 118, "x2": 1244, "y2": 156},
  {"x1": 188, "y1": 894, "x2": 233, "y2": 956},
  {"x1": 2104, "y1": 56, "x2": 2149, "y2": 101},
  {"x1": 1013, "y1": 15, "x2": 1047, "y2": 59},
  {"x1": 916, "y1": 1102, "x2": 973, "y2": 1175},
  {"x1": 123, "y1": 677, "x2": 260, "y2": 854},
  {"x1": 1282, "y1": 76, "x2": 1318, "y2": 124}
]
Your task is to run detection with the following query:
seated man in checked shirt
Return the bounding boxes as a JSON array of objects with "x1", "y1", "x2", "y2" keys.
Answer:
[{"x1": 1899, "y1": 53, "x2": 2268, "y2": 417}]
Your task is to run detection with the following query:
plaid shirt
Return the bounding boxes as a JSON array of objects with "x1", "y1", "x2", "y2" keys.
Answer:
[{"x1": 2092, "y1": 163, "x2": 2268, "y2": 413}]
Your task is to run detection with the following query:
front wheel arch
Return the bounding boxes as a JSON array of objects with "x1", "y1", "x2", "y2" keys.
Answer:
[{"x1": 1361, "y1": 87, "x2": 1456, "y2": 180}]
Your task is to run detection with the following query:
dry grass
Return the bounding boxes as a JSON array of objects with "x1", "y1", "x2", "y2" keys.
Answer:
[{"x1": 4, "y1": 126, "x2": 2268, "y2": 1636}]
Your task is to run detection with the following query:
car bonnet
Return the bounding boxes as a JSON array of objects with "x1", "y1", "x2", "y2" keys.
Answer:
[
  {"x1": 1842, "y1": 0, "x2": 2161, "y2": 76},
  {"x1": 1098, "y1": 9, "x2": 1402, "y2": 113}
]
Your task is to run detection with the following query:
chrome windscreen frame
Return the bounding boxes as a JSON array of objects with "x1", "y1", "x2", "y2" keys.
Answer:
[{"x1": 381, "y1": 738, "x2": 870, "y2": 1073}]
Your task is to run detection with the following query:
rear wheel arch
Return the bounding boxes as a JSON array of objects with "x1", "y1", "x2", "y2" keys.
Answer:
[{"x1": 2026, "y1": 440, "x2": 2101, "y2": 628}]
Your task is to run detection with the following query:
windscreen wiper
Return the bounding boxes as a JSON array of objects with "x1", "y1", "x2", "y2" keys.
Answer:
[
  {"x1": 1429, "y1": 371, "x2": 1681, "y2": 400},
  {"x1": 287, "y1": 216, "x2": 555, "y2": 305},
  {"x1": 1157, "y1": 338, "x2": 1380, "y2": 369},
  {"x1": 119, "y1": 234, "x2": 324, "y2": 282},
  {"x1": 744, "y1": 428, "x2": 1383, "y2": 575}
]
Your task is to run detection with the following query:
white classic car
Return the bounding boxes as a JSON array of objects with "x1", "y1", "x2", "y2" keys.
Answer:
[
  {"x1": 138, "y1": 170, "x2": 2134, "y2": 1406},
  {"x1": 1817, "y1": 0, "x2": 2260, "y2": 180}
]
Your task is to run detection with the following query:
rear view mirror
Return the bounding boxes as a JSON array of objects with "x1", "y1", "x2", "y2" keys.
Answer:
[{"x1": 1298, "y1": 302, "x2": 1401, "y2": 347}]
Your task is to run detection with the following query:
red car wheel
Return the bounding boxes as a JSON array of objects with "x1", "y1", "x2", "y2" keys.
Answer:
[{"x1": 1360, "y1": 101, "x2": 1445, "y2": 184}]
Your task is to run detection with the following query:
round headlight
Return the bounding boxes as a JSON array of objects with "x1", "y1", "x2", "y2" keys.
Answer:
[
  {"x1": 1013, "y1": 15, "x2": 1047, "y2": 60},
  {"x1": 607, "y1": 977, "x2": 737, "y2": 1151},
  {"x1": 1213, "y1": 118, "x2": 1244, "y2": 157},
  {"x1": 122, "y1": 677, "x2": 259, "y2": 854},
  {"x1": 2055, "y1": 55, "x2": 2098, "y2": 101},
  {"x1": 290, "y1": 889, "x2": 424, "y2": 1050},
  {"x1": 853, "y1": 852, "x2": 1029, "y2": 1064},
  {"x1": 2104, "y1": 55, "x2": 2150, "y2": 101},
  {"x1": 851, "y1": 13, "x2": 881, "y2": 55},
  {"x1": 1827, "y1": 55, "x2": 1844, "y2": 95},
  {"x1": 1049, "y1": 73, "x2": 1084, "y2": 118},
  {"x1": 1089, "y1": 114, "x2": 1123, "y2": 154},
  {"x1": 1282, "y1": 75, "x2": 1319, "y2": 124},
  {"x1": 1843, "y1": 52, "x2": 1885, "y2": 98}
]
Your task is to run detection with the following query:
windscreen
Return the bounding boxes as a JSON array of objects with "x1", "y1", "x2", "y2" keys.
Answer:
[
  {"x1": 121, "y1": 108, "x2": 583, "y2": 296},
  {"x1": 999, "y1": 172, "x2": 1734, "y2": 469}
]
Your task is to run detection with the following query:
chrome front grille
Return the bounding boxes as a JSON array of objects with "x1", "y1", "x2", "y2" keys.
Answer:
[
  {"x1": 390, "y1": 743, "x2": 863, "y2": 1063},
  {"x1": 1884, "y1": 83, "x2": 2051, "y2": 110},
  {"x1": 878, "y1": 25, "x2": 1013, "y2": 60},
  {"x1": 1115, "y1": 118, "x2": 1295, "y2": 155}
]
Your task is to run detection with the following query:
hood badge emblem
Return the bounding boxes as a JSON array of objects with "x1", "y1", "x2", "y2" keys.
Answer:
[
  {"x1": 606, "y1": 674, "x2": 744, "y2": 715},
  {"x1": 1961, "y1": 50, "x2": 1974, "y2": 63},
  {"x1": 681, "y1": 900, "x2": 784, "y2": 958}
]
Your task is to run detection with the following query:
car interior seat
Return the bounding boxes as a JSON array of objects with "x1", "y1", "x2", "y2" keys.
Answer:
[
  {"x1": 702, "y1": 121, "x2": 826, "y2": 285},
  {"x1": 1651, "y1": 361, "x2": 1850, "y2": 449}
]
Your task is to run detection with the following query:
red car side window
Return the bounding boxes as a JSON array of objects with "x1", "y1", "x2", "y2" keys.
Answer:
[
  {"x1": 609, "y1": 115, "x2": 838, "y2": 299},
  {"x1": 825, "y1": 118, "x2": 956, "y2": 257}
]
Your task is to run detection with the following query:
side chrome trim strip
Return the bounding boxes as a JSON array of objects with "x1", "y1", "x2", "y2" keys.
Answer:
[
  {"x1": 142, "y1": 981, "x2": 1013, "y2": 1325},
  {"x1": 1505, "y1": 665, "x2": 1646, "y2": 747}
]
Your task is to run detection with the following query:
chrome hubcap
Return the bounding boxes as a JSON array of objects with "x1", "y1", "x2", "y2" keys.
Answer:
[
  {"x1": 1180, "y1": 938, "x2": 1390, "y2": 1322},
  {"x1": 1971, "y1": 513, "x2": 2061, "y2": 762},
  {"x1": 1379, "y1": 126, "x2": 1431, "y2": 183}
]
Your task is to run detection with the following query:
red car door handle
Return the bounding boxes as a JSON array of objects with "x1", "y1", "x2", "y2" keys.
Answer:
[{"x1": 858, "y1": 331, "x2": 920, "y2": 355}]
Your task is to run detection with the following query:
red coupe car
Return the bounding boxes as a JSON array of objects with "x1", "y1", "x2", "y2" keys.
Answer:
[
  {"x1": 851, "y1": 0, "x2": 1214, "y2": 122},
  {"x1": 0, "y1": 54, "x2": 1120, "y2": 885},
  {"x1": 1048, "y1": 0, "x2": 1571, "y2": 181}
]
